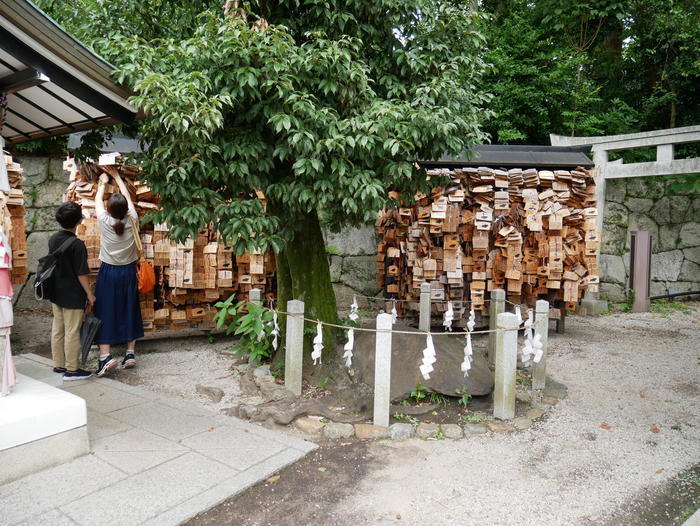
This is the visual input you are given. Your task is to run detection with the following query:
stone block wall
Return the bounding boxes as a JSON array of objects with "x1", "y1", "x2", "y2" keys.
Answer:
[
  {"x1": 600, "y1": 176, "x2": 700, "y2": 302},
  {"x1": 323, "y1": 225, "x2": 380, "y2": 306},
  {"x1": 13, "y1": 155, "x2": 698, "y2": 308},
  {"x1": 13, "y1": 156, "x2": 68, "y2": 310}
]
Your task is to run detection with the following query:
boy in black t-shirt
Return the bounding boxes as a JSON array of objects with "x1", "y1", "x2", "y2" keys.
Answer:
[{"x1": 48, "y1": 202, "x2": 95, "y2": 380}]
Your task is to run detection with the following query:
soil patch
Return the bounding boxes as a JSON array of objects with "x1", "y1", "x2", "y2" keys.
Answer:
[
  {"x1": 185, "y1": 442, "x2": 373, "y2": 526},
  {"x1": 600, "y1": 464, "x2": 700, "y2": 526}
]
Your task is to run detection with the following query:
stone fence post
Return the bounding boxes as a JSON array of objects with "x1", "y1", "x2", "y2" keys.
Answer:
[
  {"x1": 373, "y1": 313, "x2": 393, "y2": 427},
  {"x1": 419, "y1": 282, "x2": 431, "y2": 332},
  {"x1": 532, "y1": 299, "x2": 550, "y2": 391},
  {"x1": 494, "y1": 311, "x2": 518, "y2": 420},
  {"x1": 488, "y1": 289, "x2": 506, "y2": 365},
  {"x1": 284, "y1": 300, "x2": 304, "y2": 396},
  {"x1": 249, "y1": 288, "x2": 261, "y2": 306}
]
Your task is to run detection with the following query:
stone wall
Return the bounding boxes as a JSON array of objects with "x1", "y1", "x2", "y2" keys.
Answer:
[
  {"x1": 600, "y1": 176, "x2": 700, "y2": 301},
  {"x1": 323, "y1": 225, "x2": 379, "y2": 306},
  {"x1": 13, "y1": 154, "x2": 381, "y2": 310},
  {"x1": 14, "y1": 155, "x2": 698, "y2": 308},
  {"x1": 13, "y1": 156, "x2": 68, "y2": 309}
]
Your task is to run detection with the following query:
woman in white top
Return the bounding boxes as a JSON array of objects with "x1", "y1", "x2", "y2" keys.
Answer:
[{"x1": 92, "y1": 173, "x2": 144, "y2": 377}]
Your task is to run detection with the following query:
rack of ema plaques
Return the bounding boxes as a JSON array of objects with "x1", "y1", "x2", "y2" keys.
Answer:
[{"x1": 0, "y1": 361, "x2": 88, "y2": 484}]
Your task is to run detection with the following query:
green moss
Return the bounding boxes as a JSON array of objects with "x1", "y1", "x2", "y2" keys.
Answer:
[{"x1": 325, "y1": 245, "x2": 341, "y2": 256}]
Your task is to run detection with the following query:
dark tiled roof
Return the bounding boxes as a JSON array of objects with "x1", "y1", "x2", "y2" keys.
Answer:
[{"x1": 423, "y1": 145, "x2": 594, "y2": 169}]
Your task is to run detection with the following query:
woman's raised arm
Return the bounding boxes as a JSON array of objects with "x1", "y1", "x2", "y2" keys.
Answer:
[{"x1": 112, "y1": 173, "x2": 136, "y2": 213}]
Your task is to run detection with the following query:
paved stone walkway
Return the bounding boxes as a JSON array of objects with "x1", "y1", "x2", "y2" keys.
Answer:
[{"x1": 3, "y1": 353, "x2": 317, "y2": 526}]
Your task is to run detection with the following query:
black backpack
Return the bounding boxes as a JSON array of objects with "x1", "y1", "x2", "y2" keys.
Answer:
[{"x1": 34, "y1": 236, "x2": 78, "y2": 301}]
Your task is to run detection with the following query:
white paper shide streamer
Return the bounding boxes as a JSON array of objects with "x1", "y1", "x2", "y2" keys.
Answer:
[
  {"x1": 343, "y1": 330, "x2": 354, "y2": 368},
  {"x1": 269, "y1": 310, "x2": 280, "y2": 350},
  {"x1": 311, "y1": 321, "x2": 324, "y2": 365},
  {"x1": 461, "y1": 332, "x2": 473, "y2": 376},
  {"x1": 343, "y1": 296, "x2": 360, "y2": 368},
  {"x1": 443, "y1": 301, "x2": 454, "y2": 332},
  {"x1": 521, "y1": 309, "x2": 543, "y2": 365},
  {"x1": 461, "y1": 308, "x2": 475, "y2": 376},
  {"x1": 466, "y1": 308, "x2": 476, "y2": 333},
  {"x1": 419, "y1": 334, "x2": 436, "y2": 380},
  {"x1": 390, "y1": 300, "x2": 398, "y2": 325}
]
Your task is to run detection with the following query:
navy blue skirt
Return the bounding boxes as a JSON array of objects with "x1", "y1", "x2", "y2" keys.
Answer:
[{"x1": 94, "y1": 262, "x2": 144, "y2": 345}]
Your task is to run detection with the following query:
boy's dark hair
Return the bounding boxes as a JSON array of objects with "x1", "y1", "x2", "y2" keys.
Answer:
[
  {"x1": 107, "y1": 194, "x2": 128, "y2": 236},
  {"x1": 55, "y1": 202, "x2": 83, "y2": 229}
]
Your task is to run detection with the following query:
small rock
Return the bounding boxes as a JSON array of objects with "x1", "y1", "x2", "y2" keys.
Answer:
[
  {"x1": 526, "y1": 408, "x2": 545, "y2": 420},
  {"x1": 416, "y1": 423, "x2": 440, "y2": 439},
  {"x1": 195, "y1": 384, "x2": 224, "y2": 403},
  {"x1": 389, "y1": 423, "x2": 415, "y2": 440},
  {"x1": 254, "y1": 375, "x2": 275, "y2": 387},
  {"x1": 323, "y1": 422, "x2": 355, "y2": 440},
  {"x1": 295, "y1": 416, "x2": 325, "y2": 435},
  {"x1": 441, "y1": 424, "x2": 463, "y2": 439},
  {"x1": 258, "y1": 381, "x2": 295, "y2": 402},
  {"x1": 463, "y1": 423, "x2": 488, "y2": 435},
  {"x1": 486, "y1": 422, "x2": 516, "y2": 433},
  {"x1": 354, "y1": 424, "x2": 390, "y2": 440},
  {"x1": 221, "y1": 406, "x2": 241, "y2": 418},
  {"x1": 513, "y1": 417, "x2": 532, "y2": 430},
  {"x1": 541, "y1": 396, "x2": 559, "y2": 406},
  {"x1": 238, "y1": 371, "x2": 259, "y2": 396},
  {"x1": 253, "y1": 365, "x2": 272, "y2": 378}
]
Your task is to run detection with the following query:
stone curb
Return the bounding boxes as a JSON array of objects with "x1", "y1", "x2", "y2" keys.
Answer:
[{"x1": 289, "y1": 405, "x2": 549, "y2": 443}]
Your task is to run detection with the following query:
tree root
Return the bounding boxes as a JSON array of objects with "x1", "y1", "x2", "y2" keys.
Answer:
[{"x1": 225, "y1": 382, "x2": 439, "y2": 425}]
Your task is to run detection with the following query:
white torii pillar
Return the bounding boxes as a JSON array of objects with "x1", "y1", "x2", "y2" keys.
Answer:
[{"x1": 551, "y1": 126, "x2": 700, "y2": 314}]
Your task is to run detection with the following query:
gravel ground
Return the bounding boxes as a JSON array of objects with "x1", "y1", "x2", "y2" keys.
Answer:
[
  {"x1": 331, "y1": 307, "x2": 700, "y2": 525},
  {"x1": 14, "y1": 306, "x2": 700, "y2": 525}
]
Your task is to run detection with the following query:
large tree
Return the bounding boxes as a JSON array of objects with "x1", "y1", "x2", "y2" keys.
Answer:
[
  {"x1": 65, "y1": 2, "x2": 490, "y2": 350},
  {"x1": 479, "y1": 0, "x2": 700, "y2": 148}
]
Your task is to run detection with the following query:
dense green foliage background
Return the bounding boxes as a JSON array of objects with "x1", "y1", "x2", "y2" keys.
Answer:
[
  {"x1": 14, "y1": 0, "x2": 700, "y2": 353},
  {"x1": 33, "y1": 0, "x2": 700, "y2": 150}
]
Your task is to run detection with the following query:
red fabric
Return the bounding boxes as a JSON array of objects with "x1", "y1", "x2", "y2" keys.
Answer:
[{"x1": 0, "y1": 268, "x2": 11, "y2": 298}]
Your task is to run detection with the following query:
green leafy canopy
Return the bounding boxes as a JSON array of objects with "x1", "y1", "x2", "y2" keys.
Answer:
[{"x1": 93, "y1": 2, "x2": 490, "y2": 254}]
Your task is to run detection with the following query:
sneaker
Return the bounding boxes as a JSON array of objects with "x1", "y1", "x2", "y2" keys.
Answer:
[
  {"x1": 53, "y1": 366, "x2": 67, "y2": 374},
  {"x1": 96, "y1": 355, "x2": 118, "y2": 377},
  {"x1": 122, "y1": 353, "x2": 136, "y2": 369},
  {"x1": 63, "y1": 369, "x2": 93, "y2": 381}
]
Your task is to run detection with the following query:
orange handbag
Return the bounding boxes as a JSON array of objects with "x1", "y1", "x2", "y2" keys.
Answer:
[{"x1": 129, "y1": 215, "x2": 156, "y2": 294}]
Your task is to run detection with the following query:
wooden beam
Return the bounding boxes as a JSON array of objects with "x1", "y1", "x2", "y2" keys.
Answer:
[{"x1": 0, "y1": 68, "x2": 48, "y2": 95}]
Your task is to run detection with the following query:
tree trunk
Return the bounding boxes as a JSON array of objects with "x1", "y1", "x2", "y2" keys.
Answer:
[
  {"x1": 670, "y1": 98, "x2": 677, "y2": 128},
  {"x1": 276, "y1": 210, "x2": 338, "y2": 356}
]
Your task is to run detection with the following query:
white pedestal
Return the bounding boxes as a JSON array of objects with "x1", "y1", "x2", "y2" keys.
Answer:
[{"x1": 0, "y1": 373, "x2": 88, "y2": 484}]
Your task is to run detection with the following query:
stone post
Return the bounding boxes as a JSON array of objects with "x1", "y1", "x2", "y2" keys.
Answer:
[
  {"x1": 532, "y1": 300, "x2": 550, "y2": 391},
  {"x1": 488, "y1": 289, "x2": 505, "y2": 365},
  {"x1": 249, "y1": 288, "x2": 262, "y2": 306},
  {"x1": 419, "y1": 282, "x2": 431, "y2": 332},
  {"x1": 373, "y1": 313, "x2": 393, "y2": 427},
  {"x1": 493, "y1": 311, "x2": 518, "y2": 420},
  {"x1": 284, "y1": 300, "x2": 304, "y2": 396},
  {"x1": 246, "y1": 288, "x2": 264, "y2": 365},
  {"x1": 656, "y1": 143, "x2": 674, "y2": 162},
  {"x1": 630, "y1": 231, "x2": 652, "y2": 313},
  {"x1": 580, "y1": 149, "x2": 609, "y2": 315}
]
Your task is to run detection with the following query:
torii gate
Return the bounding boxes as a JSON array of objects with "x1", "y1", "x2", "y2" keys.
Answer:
[{"x1": 550, "y1": 125, "x2": 700, "y2": 313}]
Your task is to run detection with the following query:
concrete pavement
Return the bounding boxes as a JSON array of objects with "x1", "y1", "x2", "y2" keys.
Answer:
[{"x1": 2, "y1": 353, "x2": 316, "y2": 526}]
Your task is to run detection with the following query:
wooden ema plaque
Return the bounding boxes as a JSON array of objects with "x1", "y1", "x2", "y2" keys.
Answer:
[
  {"x1": 2, "y1": 155, "x2": 29, "y2": 284},
  {"x1": 66, "y1": 159, "x2": 277, "y2": 332},
  {"x1": 376, "y1": 165, "x2": 599, "y2": 325}
]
